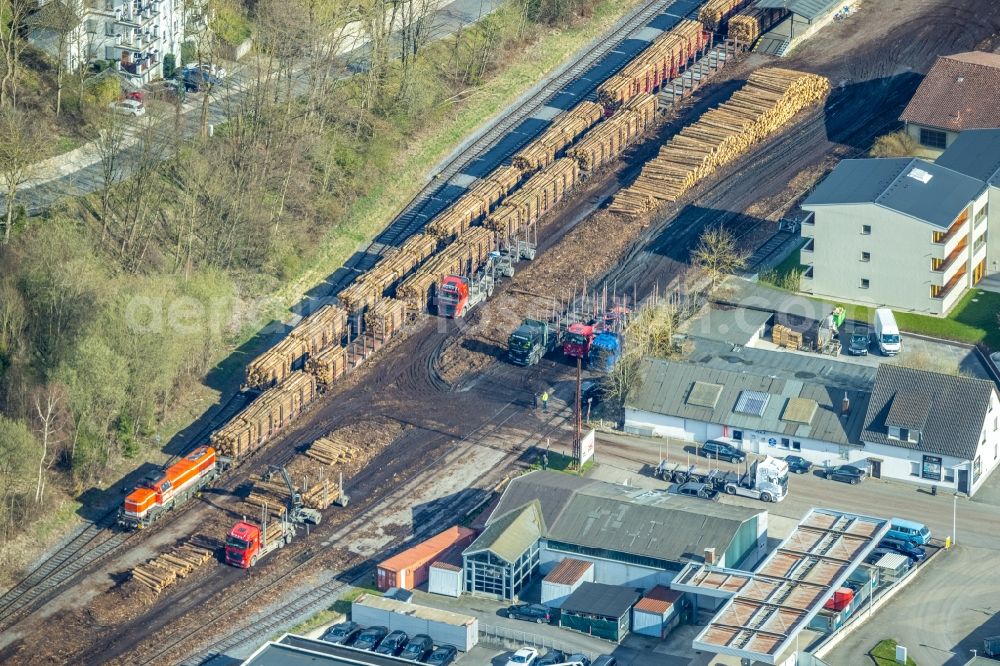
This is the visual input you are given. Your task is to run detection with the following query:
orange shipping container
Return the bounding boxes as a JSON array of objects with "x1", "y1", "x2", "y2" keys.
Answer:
[{"x1": 376, "y1": 526, "x2": 476, "y2": 591}]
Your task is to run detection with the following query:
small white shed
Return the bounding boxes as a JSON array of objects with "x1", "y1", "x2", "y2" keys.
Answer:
[
  {"x1": 428, "y1": 560, "x2": 463, "y2": 598},
  {"x1": 540, "y1": 558, "x2": 593, "y2": 608},
  {"x1": 632, "y1": 585, "x2": 686, "y2": 638}
]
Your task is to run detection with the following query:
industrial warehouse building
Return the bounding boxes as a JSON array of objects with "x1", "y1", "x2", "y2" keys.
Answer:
[
  {"x1": 900, "y1": 51, "x2": 1000, "y2": 153},
  {"x1": 462, "y1": 471, "x2": 767, "y2": 600},
  {"x1": 799, "y1": 157, "x2": 989, "y2": 315},
  {"x1": 624, "y1": 342, "x2": 1000, "y2": 496}
]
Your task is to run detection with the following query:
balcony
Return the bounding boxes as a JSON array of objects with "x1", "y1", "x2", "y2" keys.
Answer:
[
  {"x1": 802, "y1": 264, "x2": 814, "y2": 281},
  {"x1": 931, "y1": 236, "x2": 967, "y2": 286},
  {"x1": 931, "y1": 265, "x2": 967, "y2": 303},
  {"x1": 931, "y1": 208, "x2": 970, "y2": 259},
  {"x1": 801, "y1": 238, "x2": 814, "y2": 253}
]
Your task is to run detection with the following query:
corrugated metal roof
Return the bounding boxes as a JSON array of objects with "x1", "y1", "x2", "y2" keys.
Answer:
[
  {"x1": 862, "y1": 364, "x2": 996, "y2": 459},
  {"x1": 561, "y1": 582, "x2": 640, "y2": 619},
  {"x1": 353, "y1": 594, "x2": 476, "y2": 627},
  {"x1": 463, "y1": 501, "x2": 543, "y2": 563},
  {"x1": 935, "y1": 129, "x2": 1000, "y2": 185},
  {"x1": 801, "y1": 158, "x2": 986, "y2": 229},
  {"x1": 379, "y1": 526, "x2": 475, "y2": 571},
  {"x1": 626, "y1": 354, "x2": 870, "y2": 447},
  {"x1": 874, "y1": 552, "x2": 909, "y2": 570},
  {"x1": 544, "y1": 558, "x2": 593, "y2": 585},
  {"x1": 756, "y1": 0, "x2": 842, "y2": 21},
  {"x1": 634, "y1": 586, "x2": 682, "y2": 614}
]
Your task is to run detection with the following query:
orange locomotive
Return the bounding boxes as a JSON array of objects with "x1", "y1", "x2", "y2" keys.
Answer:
[{"x1": 119, "y1": 446, "x2": 226, "y2": 529}]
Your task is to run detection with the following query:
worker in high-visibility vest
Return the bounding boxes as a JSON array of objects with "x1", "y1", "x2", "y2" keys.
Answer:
[{"x1": 541, "y1": 390, "x2": 549, "y2": 412}]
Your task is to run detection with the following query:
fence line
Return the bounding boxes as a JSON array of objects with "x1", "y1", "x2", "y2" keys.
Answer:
[{"x1": 479, "y1": 624, "x2": 595, "y2": 661}]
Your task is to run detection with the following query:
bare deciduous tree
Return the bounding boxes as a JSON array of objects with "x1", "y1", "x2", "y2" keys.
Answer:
[
  {"x1": 0, "y1": 108, "x2": 45, "y2": 243},
  {"x1": 692, "y1": 225, "x2": 748, "y2": 291},
  {"x1": 0, "y1": 0, "x2": 33, "y2": 107}
]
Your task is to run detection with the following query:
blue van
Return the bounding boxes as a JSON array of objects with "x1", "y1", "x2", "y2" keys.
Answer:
[{"x1": 886, "y1": 518, "x2": 931, "y2": 545}]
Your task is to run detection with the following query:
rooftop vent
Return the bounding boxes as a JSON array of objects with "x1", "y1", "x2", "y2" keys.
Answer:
[{"x1": 908, "y1": 167, "x2": 933, "y2": 184}]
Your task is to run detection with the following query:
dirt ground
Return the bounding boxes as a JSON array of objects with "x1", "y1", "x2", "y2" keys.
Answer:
[{"x1": 4, "y1": 1, "x2": 1000, "y2": 663}]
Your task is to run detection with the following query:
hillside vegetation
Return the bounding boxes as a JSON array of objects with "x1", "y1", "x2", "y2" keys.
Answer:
[{"x1": 0, "y1": 0, "x2": 632, "y2": 579}]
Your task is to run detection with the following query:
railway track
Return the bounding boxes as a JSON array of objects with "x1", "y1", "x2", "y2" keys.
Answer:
[
  {"x1": 328, "y1": 0, "x2": 702, "y2": 292},
  {"x1": 131, "y1": 401, "x2": 571, "y2": 666}
]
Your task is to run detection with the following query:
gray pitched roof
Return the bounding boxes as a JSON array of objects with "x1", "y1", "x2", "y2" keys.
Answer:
[
  {"x1": 464, "y1": 501, "x2": 543, "y2": 563},
  {"x1": 935, "y1": 129, "x2": 1000, "y2": 186},
  {"x1": 482, "y1": 471, "x2": 762, "y2": 566},
  {"x1": 755, "y1": 0, "x2": 840, "y2": 21},
  {"x1": 802, "y1": 158, "x2": 986, "y2": 229},
  {"x1": 861, "y1": 365, "x2": 997, "y2": 459},
  {"x1": 560, "y1": 582, "x2": 641, "y2": 619},
  {"x1": 627, "y1": 352, "x2": 872, "y2": 447}
]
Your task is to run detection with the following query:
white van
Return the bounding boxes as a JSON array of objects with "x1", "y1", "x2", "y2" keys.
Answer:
[{"x1": 874, "y1": 308, "x2": 901, "y2": 355}]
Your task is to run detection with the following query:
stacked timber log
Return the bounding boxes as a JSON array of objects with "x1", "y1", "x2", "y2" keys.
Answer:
[
  {"x1": 290, "y1": 304, "x2": 348, "y2": 356},
  {"x1": 243, "y1": 305, "x2": 347, "y2": 391},
  {"x1": 570, "y1": 94, "x2": 658, "y2": 171},
  {"x1": 396, "y1": 227, "x2": 494, "y2": 312},
  {"x1": 608, "y1": 68, "x2": 830, "y2": 217},
  {"x1": 512, "y1": 101, "x2": 604, "y2": 172},
  {"x1": 131, "y1": 542, "x2": 215, "y2": 594},
  {"x1": 728, "y1": 5, "x2": 788, "y2": 44},
  {"x1": 338, "y1": 277, "x2": 380, "y2": 314},
  {"x1": 699, "y1": 0, "x2": 744, "y2": 31},
  {"x1": 364, "y1": 234, "x2": 439, "y2": 294},
  {"x1": 302, "y1": 478, "x2": 344, "y2": 510},
  {"x1": 211, "y1": 371, "x2": 317, "y2": 457},
  {"x1": 597, "y1": 20, "x2": 705, "y2": 110},
  {"x1": 307, "y1": 345, "x2": 348, "y2": 388},
  {"x1": 306, "y1": 434, "x2": 357, "y2": 466},
  {"x1": 425, "y1": 166, "x2": 523, "y2": 240},
  {"x1": 365, "y1": 298, "x2": 408, "y2": 338},
  {"x1": 485, "y1": 158, "x2": 580, "y2": 239}
]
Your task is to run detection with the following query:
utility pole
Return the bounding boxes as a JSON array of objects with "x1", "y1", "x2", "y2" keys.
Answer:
[{"x1": 574, "y1": 356, "x2": 582, "y2": 471}]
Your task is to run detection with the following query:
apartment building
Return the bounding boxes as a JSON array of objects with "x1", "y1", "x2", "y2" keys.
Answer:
[
  {"x1": 29, "y1": 0, "x2": 204, "y2": 84},
  {"x1": 799, "y1": 157, "x2": 988, "y2": 315}
]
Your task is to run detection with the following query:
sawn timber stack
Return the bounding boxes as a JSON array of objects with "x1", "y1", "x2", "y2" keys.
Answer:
[{"x1": 609, "y1": 67, "x2": 830, "y2": 217}]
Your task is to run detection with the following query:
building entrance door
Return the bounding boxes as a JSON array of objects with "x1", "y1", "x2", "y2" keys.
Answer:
[
  {"x1": 869, "y1": 459, "x2": 882, "y2": 479},
  {"x1": 959, "y1": 469, "x2": 970, "y2": 494}
]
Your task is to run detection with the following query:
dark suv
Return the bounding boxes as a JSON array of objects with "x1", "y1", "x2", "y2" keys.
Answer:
[
  {"x1": 700, "y1": 440, "x2": 745, "y2": 463},
  {"x1": 819, "y1": 464, "x2": 866, "y2": 484},
  {"x1": 506, "y1": 603, "x2": 553, "y2": 623},
  {"x1": 354, "y1": 626, "x2": 389, "y2": 651},
  {"x1": 320, "y1": 621, "x2": 362, "y2": 645},
  {"x1": 399, "y1": 634, "x2": 433, "y2": 661},
  {"x1": 375, "y1": 630, "x2": 408, "y2": 656}
]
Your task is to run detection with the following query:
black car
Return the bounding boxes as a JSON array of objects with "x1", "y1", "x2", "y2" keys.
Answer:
[
  {"x1": 848, "y1": 324, "x2": 870, "y2": 355},
  {"x1": 700, "y1": 440, "x2": 746, "y2": 463},
  {"x1": 592, "y1": 657, "x2": 618, "y2": 666},
  {"x1": 426, "y1": 644, "x2": 458, "y2": 665},
  {"x1": 667, "y1": 481, "x2": 718, "y2": 500},
  {"x1": 581, "y1": 380, "x2": 605, "y2": 406},
  {"x1": 566, "y1": 654, "x2": 591, "y2": 666},
  {"x1": 506, "y1": 603, "x2": 553, "y2": 623},
  {"x1": 399, "y1": 634, "x2": 434, "y2": 661},
  {"x1": 864, "y1": 546, "x2": 897, "y2": 565},
  {"x1": 354, "y1": 626, "x2": 389, "y2": 651},
  {"x1": 536, "y1": 649, "x2": 566, "y2": 666},
  {"x1": 819, "y1": 464, "x2": 866, "y2": 484},
  {"x1": 783, "y1": 455, "x2": 812, "y2": 474},
  {"x1": 374, "y1": 630, "x2": 408, "y2": 656},
  {"x1": 320, "y1": 621, "x2": 362, "y2": 645},
  {"x1": 880, "y1": 537, "x2": 926, "y2": 562}
]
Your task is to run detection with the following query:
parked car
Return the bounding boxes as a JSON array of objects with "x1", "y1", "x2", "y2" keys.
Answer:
[
  {"x1": 506, "y1": 647, "x2": 539, "y2": 666},
  {"x1": 108, "y1": 99, "x2": 145, "y2": 117},
  {"x1": 592, "y1": 657, "x2": 617, "y2": 666},
  {"x1": 818, "y1": 464, "x2": 866, "y2": 484},
  {"x1": 181, "y1": 66, "x2": 222, "y2": 91},
  {"x1": 667, "y1": 481, "x2": 718, "y2": 500},
  {"x1": 581, "y1": 380, "x2": 605, "y2": 406},
  {"x1": 782, "y1": 455, "x2": 812, "y2": 474},
  {"x1": 700, "y1": 440, "x2": 745, "y2": 463},
  {"x1": 864, "y1": 546, "x2": 896, "y2": 565},
  {"x1": 885, "y1": 518, "x2": 931, "y2": 545},
  {"x1": 320, "y1": 621, "x2": 361, "y2": 645},
  {"x1": 848, "y1": 324, "x2": 870, "y2": 355},
  {"x1": 565, "y1": 654, "x2": 591, "y2": 666},
  {"x1": 399, "y1": 634, "x2": 433, "y2": 661},
  {"x1": 375, "y1": 630, "x2": 408, "y2": 656},
  {"x1": 426, "y1": 645, "x2": 458, "y2": 665},
  {"x1": 195, "y1": 62, "x2": 227, "y2": 79},
  {"x1": 879, "y1": 537, "x2": 927, "y2": 562},
  {"x1": 536, "y1": 649, "x2": 566, "y2": 666},
  {"x1": 353, "y1": 626, "x2": 389, "y2": 651},
  {"x1": 506, "y1": 603, "x2": 553, "y2": 624}
]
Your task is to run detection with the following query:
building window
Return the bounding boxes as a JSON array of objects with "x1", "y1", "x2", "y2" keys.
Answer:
[
  {"x1": 903, "y1": 428, "x2": 919, "y2": 443},
  {"x1": 792, "y1": 441, "x2": 801, "y2": 451},
  {"x1": 974, "y1": 456, "x2": 982, "y2": 482},
  {"x1": 861, "y1": 251, "x2": 870, "y2": 262},
  {"x1": 732, "y1": 430, "x2": 743, "y2": 441},
  {"x1": 910, "y1": 461, "x2": 920, "y2": 476},
  {"x1": 919, "y1": 128, "x2": 947, "y2": 149},
  {"x1": 86, "y1": 18, "x2": 97, "y2": 33},
  {"x1": 105, "y1": 21, "x2": 115, "y2": 36},
  {"x1": 921, "y1": 455, "x2": 942, "y2": 481},
  {"x1": 104, "y1": 45, "x2": 114, "y2": 59},
  {"x1": 945, "y1": 468, "x2": 955, "y2": 483},
  {"x1": 860, "y1": 278, "x2": 870, "y2": 289},
  {"x1": 780, "y1": 437, "x2": 790, "y2": 449},
  {"x1": 861, "y1": 224, "x2": 872, "y2": 235},
  {"x1": 976, "y1": 206, "x2": 988, "y2": 225}
]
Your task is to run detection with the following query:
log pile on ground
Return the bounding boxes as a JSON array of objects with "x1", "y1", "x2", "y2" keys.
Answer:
[
  {"x1": 597, "y1": 20, "x2": 704, "y2": 110},
  {"x1": 485, "y1": 158, "x2": 580, "y2": 239},
  {"x1": 396, "y1": 227, "x2": 494, "y2": 312},
  {"x1": 728, "y1": 5, "x2": 788, "y2": 44},
  {"x1": 305, "y1": 434, "x2": 357, "y2": 466},
  {"x1": 570, "y1": 94, "x2": 658, "y2": 171},
  {"x1": 131, "y1": 542, "x2": 215, "y2": 594},
  {"x1": 512, "y1": 101, "x2": 604, "y2": 172},
  {"x1": 699, "y1": 0, "x2": 744, "y2": 31},
  {"x1": 609, "y1": 68, "x2": 830, "y2": 217},
  {"x1": 425, "y1": 166, "x2": 522, "y2": 240}
]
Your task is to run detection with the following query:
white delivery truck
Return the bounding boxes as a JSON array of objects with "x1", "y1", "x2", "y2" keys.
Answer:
[{"x1": 874, "y1": 308, "x2": 901, "y2": 355}]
